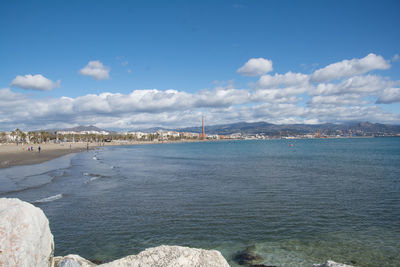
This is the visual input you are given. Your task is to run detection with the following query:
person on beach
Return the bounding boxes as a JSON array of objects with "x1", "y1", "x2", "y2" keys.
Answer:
[{"x1": 38, "y1": 146, "x2": 41, "y2": 153}]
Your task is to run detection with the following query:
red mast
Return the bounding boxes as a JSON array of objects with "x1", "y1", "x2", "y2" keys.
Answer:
[{"x1": 202, "y1": 116, "x2": 205, "y2": 140}]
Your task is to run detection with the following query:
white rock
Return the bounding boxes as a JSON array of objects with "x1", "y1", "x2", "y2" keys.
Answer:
[
  {"x1": 99, "y1": 245, "x2": 230, "y2": 267},
  {"x1": 54, "y1": 254, "x2": 96, "y2": 267},
  {"x1": 312, "y1": 260, "x2": 355, "y2": 267},
  {"x1": 0, "y1": 198, "x2": 54, "y2": 267}
]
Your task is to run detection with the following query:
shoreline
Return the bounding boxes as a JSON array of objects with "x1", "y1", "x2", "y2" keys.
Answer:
[
  {"x1": 0, "y1": 140, "x2": 202, "y2": 169},
  {"x1": 0, "y1": 142, "x2": 94, "y2": 169},
  {"x1": 0, "y1": 136, "x2": 388, "y2": 169}
]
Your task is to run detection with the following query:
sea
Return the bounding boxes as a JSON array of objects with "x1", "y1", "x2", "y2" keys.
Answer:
[{"x1": 1, "y1": 138, "x2": 399, "y2": 267}]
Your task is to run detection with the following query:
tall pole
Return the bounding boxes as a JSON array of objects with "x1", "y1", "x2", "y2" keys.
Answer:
[{"x1": 202, "y1": 116, "x2": 205, "y2": 140}]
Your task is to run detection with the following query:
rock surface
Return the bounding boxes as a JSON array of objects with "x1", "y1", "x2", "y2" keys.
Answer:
[
  {"x1": 58, "y1": 258, "x2": 83, "y2": 267},
  {"x1": 54, "y1": 254, "x2": 96, "y2": 267},
  {"x1": 312, "y1": 260, "x2": 355, "y2": 267},
  {"x1": 0, "y1": 198, "x2": 356, "y2": 267},
  {"x1": 99, "y1": 245, "x2": 230, "y2": 267},
  {"x1": 233, "y1": 245, "x2": 263, "y2": 265},
  {"x1": 0, "y1": 198, "x2": 54, "y2": 267}
]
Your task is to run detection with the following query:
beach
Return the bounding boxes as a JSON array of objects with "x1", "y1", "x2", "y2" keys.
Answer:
[
  {"x1": 0, "y1": 143, "x2": 92, "y2": 168},
  {"x1": 0, "y1": 140, "x2": 201, "y2": 168}
]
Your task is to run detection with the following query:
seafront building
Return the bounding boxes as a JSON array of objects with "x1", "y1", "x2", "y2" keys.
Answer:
[{"x1": 1, "y1": 125, "x2": 400, "y2": 145}]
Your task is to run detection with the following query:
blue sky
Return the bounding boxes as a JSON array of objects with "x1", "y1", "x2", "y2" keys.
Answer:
[{"x1": 1, "y1": 0, "x2": 399, "y2": 130}]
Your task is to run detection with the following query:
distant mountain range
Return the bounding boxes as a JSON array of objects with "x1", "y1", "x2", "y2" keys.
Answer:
[
  {"x1": 177, "y1": 121, "x2": 400, "y2": 135},
  {"x1": 51, "y1": 122, "x2": 400, "y2": 136},
  {"x1": 61, "y1": 125, "x2": 106, "y2": 132}
]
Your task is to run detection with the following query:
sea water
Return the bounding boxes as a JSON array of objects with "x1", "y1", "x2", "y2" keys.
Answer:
[{"x1": 1, "y1": 138, "x2": 399, "y2": 267}]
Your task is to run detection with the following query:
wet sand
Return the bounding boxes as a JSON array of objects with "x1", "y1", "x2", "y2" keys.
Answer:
[
  {"x1": 0, "y1": 143, "x2": 96, "y2": 168},
  {"x1": 0, "y1": 140, "x2": 202, "y2": 168}
]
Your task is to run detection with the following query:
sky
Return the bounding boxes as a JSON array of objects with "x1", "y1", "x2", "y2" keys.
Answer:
[{"x1": 1, "y1": 0, "x2": 400, "y2": 131}]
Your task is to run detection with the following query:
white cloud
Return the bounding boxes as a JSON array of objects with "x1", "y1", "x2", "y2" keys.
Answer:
[
  {"x1": 311, "y1": 53, "x2": 391, "y2": 82},
  {"x1": 376, "y1": 88, "x2": 400, "y2": 104},
  {"x1": 79, "y1": 60, "x2": 110, "y2": 80},
  {"x1": 2, "y1": 53, "x2": 400, "y2": 130},
  {"x1": 311, "y1": 75, "x2": 395, "y2": 96},
  {"x1": 237, "y1": 58, "x2": 273, "y2": 76},
  {"x1": 10, "y1": 74, "x2": 60, "y2": 91},
  {"x1": 392, "y1": 54, "x2": 400, "y2": 62},
  {"x1": 308, "y1": 94, "x2": 368, "y2": 107},
  {"x1": 257, "y1": 72, "x2": 309, "y2": 88}
]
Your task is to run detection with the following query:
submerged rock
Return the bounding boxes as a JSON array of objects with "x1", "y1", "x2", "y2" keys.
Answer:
[
  {"x1": 90, "y1": 259, "x2": 104, "y2": 264},
  {"x1": 99, "y1": 245, "x2": 230, "y2": 267},
  {"x1": 312, "y1": 260, "x2": 355, "y2": 267},
  {"x1": 58, "y1": 258, "x2": 83, "y2": 267},
  {"x1": 54, "y1": 254, "x2": 96, "y2": 267},
  {"x1": 233, "y1": 245, "x2": 263, "y2": 265},
  {"x1": 0, "y1": 198, "x2": 54, "y2": 267}
]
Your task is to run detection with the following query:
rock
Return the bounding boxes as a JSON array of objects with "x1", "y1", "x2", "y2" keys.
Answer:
[
  {"x1": 311, "y1": 260, "x2": 355, "y2": 267},
  {"x1": 58, "y1": 258, "x2": 82, "y2": 267},
  {"x1": 0, "y1": 198, "x2": 54, "y2": 267},
  {"x1": 90, "y1": 259, "x2": 104, "y2": 264},
  {"x1": 99, "y1": 245, "x2": 230, "y2": 267},
  {"x1": 54, "y1": 254, "x2": 97, "y2": 267},
  {"x1": 233, "y1": 245, "x2": 263, "y2": 265}
]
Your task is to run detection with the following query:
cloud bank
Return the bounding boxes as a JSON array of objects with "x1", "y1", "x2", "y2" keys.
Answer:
[{"x1": 1, "y1": 53, "x2": 400, "y2": 130}]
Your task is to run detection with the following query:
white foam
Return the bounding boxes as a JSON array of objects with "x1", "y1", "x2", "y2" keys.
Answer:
[
  {"x1": 33, "y1": 193, "x2": 63, "y2": 203},
  {"x1": 84, "y1": 175, "x2": 101, "y2": 184}
]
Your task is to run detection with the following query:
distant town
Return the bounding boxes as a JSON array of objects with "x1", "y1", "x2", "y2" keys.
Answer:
[{"x1": 1, "y1": 121, "x2": 400, "y2": 144}]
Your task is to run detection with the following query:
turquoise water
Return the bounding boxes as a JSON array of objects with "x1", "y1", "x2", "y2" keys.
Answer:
[{"x1": 1, "y1": 138, "x2": 400, "y2": 266}]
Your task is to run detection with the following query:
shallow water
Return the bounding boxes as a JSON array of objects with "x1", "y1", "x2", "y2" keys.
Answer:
[{"x1": 1, "y1": 138, "x2": 399, "y2": 266}]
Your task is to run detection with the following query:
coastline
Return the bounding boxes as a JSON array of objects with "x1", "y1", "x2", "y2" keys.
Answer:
[
  {"x1": 0, "y1": 136, "x2": 384, "y2": 169},
  {"x1": 0, "y1": 142, "x2": 116, "y2": 169},
  {"x1": 0, "y1": 140, "x2": 202, "y2": 169}
]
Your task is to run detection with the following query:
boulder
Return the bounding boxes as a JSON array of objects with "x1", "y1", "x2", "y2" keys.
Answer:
[
  {"x1": 0, "y1": 198, "x2": 54, "y2": 267},
  {"x1": 99, "y1": 245, "x2": 230, "y2": 267},
  {"x1": 58, "y1": 258, "x2": 83, "y2": 267},
  {"x1": 233, "y1": 245, "x2": 263, "y2": 265},
  {"x1": 312, "y1": 260, "x2": 355, "y2": 267},
  {"x1": 54, "y1": 254, "x2": 96, "y2": 267}
]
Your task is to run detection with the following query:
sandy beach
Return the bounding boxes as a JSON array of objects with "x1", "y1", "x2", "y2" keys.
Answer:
[
  {"x1": 0, "y1": 140, "x2": 203, "y2": 168},
  {"x1": 0, "y1": 142, "x2": 98, "y2": 168}
]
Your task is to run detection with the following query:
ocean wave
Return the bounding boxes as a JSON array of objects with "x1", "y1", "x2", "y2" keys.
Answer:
[
  {"x1": 83, "y1": 173, "x2": 110, "y2": 184},
  {"x1": 33, "y1": 193, "x2": 63, "y2": 203}
]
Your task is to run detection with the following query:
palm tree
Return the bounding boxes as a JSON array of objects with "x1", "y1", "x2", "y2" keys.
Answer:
[
  {"x1": 20, "y1": 132, "x2": 27, "y2": 143},
  {"x1": 0, "y1": 132, "x2": 6, "y2": 143}
]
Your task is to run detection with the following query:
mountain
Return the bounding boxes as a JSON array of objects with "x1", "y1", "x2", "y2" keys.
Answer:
[
  {"x1": 176, "y1": 121, "x2": 400, "y2": 136},
  {"x1": 61, "y1": 125, "x2": 110, "y2": 133},
  {"x1": 47, "y1": 122, "x2": 400, "y2": 136}
]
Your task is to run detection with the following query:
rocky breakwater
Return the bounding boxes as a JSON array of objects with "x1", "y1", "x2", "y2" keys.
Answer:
[
  {"x1": 0, "y1": 198, "x2": 355, "y2": 267},
  {"x1": 0, "y1": 198, "x2": 229, "y2": 267}
]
